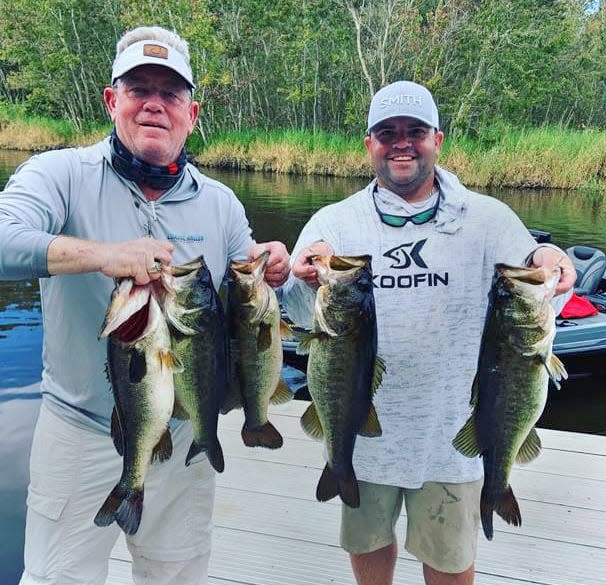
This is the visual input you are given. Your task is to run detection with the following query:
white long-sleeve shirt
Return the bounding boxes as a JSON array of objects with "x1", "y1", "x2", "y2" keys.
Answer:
[{"x1": 282, "y1": 166, "x2": 538, "y2": 487}]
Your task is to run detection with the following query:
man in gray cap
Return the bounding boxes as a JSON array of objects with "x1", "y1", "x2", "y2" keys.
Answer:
[
  {"x1": 282, "y1": 80, "x2": 574, "y2": 585},
  {"x1": 0, "y1": 25, "x2": 289, "y2": 585}
]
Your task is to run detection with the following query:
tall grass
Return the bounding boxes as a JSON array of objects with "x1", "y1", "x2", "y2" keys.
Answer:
[
  {"x1": 195, "y1": 129, "x2": 372, "y2": 177},
  {"x1": 441, "y1": 125, "x2": 606, "y2": 190},
  {"x1": 1, "y1": 109, "x2": 606, "y2": 190},
  {"x1": 0, "y1": 104, "x2": 110, "y2": 150}
]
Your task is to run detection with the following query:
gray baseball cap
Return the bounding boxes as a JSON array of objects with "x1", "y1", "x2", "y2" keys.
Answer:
[
  {"x1": 111, "y1": 39, "x2": 195, "y2": 90},
  {"x1": 367, "y1": 81, "x2": 439, "y2": 133}
]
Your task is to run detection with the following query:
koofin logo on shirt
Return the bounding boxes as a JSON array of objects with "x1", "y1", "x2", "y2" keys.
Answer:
[
  {"x1": 383, "y1": 239, "x2": 428, "y2": 269},
  {"x1": 373, "y1": 238, "x2": 449, "y2": 289}
]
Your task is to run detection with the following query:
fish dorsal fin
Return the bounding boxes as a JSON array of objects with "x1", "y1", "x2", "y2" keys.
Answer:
[
  {"x1": 515, "y1": 427, "x2": 542, "y2": 463},
  {"x1": 358, "y1": 404, "x2": 382, "y2": 437},
  {"x1": 372, "y1": 356, "x2": 386, "y2": 395},
  {"x1": 270, "y1": 379, "x2": 294, "y2": 405},
  {"x1": 257, "y1": 322, "x2": 273, "y2": 352},
  {"x1": 159, "y1": 349, "x2": 184, "y2": 373},
  {"x1": 300, "y1": 402, "x2": 324, "y2": 440},
  {"x1": 543, "y1": 353, "x2": 568, "y2": 391},
  {"x1": 151, "y1": 428, "x2": 173, "y2": 463},
  {"x1": 452, "y1": 415, "x2": 480, "y2": 458},
  {"x1": 110, "y1": 407, "x2": 124, "y2": 456}
]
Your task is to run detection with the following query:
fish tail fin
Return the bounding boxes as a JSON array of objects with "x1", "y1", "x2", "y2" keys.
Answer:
[
  {"x1": 94, "y1": 485, "x2": 123, "y2": 528},
  {"x1": 241, "y1": 421, "x2": 283, "y2": 449},
  {"x1": 114, "y1": 488, "x2": 144, "y2": 535},
  {"x1": 316, "y1": 463, "x2": 360, "y2": 508},
  {"x1": 480, "y1": 484, "x2": 521, "y2": 541},
  {"x1": 480, "y1": 495, "x2": 494, "y2": 541},
  {"x1": 185, "y1": 439, "x2": 225, "y2": 473},
  {"x1": 495, "y1": 485, "x2": 522, "y2": 528},
  {"x1": 94, "y1": 484, "x2": 144, "y2": 535}
]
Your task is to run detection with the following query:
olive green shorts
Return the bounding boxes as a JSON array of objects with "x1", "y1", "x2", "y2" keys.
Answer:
[{"x1": 340, "y1": 479, "x2": 482, "y2": 574}]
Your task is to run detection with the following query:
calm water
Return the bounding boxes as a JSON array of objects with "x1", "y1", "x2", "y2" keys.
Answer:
[{"x1": 1, "y1": 149, "x2": 606, "y2": 583}]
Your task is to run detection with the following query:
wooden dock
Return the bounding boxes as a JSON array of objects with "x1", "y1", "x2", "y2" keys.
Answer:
[{"x1": 106, "y1": 400, "x2": 606, "y2": 585}]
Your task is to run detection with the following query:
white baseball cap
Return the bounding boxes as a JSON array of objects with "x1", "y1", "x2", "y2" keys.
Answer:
[
  {"x1": 367, "y1": 81, "x2": 439, "y2": 133},
  {"x1": 111, "y1": 39, "x2": 195, "y2": 90}
]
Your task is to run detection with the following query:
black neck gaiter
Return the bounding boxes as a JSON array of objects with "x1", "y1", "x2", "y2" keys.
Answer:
[{"x1": 110, "y1": 129, "x2": 187, "y2": 190}]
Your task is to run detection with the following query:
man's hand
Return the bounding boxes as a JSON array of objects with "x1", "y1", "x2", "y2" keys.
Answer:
[
  {"x1": 530, "y1": 246, "x2": 576, "y2": 296},
  {"x1": 291, "y1": 241, "x2": 334, "y2": 288},
  {"x1": 249, "y1": 241, "x2": 290, "y2": 287},
  {"x1": 47, "y1": 236, "x2": 174, "y2": 284}
]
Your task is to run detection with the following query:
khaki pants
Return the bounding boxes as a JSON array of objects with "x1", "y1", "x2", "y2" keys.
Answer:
[{"x1": 341, "y1": 479, "x2": 482, "y2": 573}]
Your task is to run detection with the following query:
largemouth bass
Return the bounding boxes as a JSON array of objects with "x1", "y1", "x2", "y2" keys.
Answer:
[
  {"x1": 224, "y1": 251, "x2": 292, "y2": 449},
  {"x1": 94, "y1": 278, "x2": 182, "y2": 535},
  {"x1": 452, "y1": 263, "x2": 567, "y2": 540},
  {"x1": 299, "y1": 255, "x2": 384, "y2": 508},
  {"x1": 163, "y1": 256, "x2": 227, "y2": 473}
]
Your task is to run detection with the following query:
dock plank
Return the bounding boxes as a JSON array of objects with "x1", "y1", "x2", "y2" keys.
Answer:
[{"x1": 106, "y1": 402, "x2": 606, "y2": 585}]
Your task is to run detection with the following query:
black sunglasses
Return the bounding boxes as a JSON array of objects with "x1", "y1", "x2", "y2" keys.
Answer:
[{"x1": 372, "y1": 185, "x2": 439, "y2": 227}]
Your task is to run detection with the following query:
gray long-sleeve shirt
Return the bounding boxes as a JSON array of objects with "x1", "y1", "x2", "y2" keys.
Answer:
[
  {"x1": 282, "y1": 166, "x2": 540, "y2": 487},
  {"x1": 0, "y1": 138, "x2": 253, "y2": 433}
]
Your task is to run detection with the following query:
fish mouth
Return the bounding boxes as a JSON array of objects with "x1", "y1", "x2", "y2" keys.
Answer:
[
  {"x1": 312, "y1": 255, "x2": 371, "y2": 285},
  {"x1": 495, "y1": 263, "x2": 559, "y2": 285},
  {"x1": 110, "y1": 298, "x2": 152, "y2": 343},
  {"x1": 230, "y1": 250, "x2": 270, "y2": 278},
  {"x1": 171, "y1": 256, "x2": 206, "y2": 277},
  {"x1": 99, "y1": 279, "x2": 152, "y2": 340}
]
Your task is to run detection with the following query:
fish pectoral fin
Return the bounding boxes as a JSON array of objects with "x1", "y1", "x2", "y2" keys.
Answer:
[
  {"x1": 279, "y1": 319, "x2": 295, "y2": 340},
  {"x1": 515, "y1": 427, "x2": 542, "y2": 463},
  {"x1": 296, "y1": 333, "x2": 314, "y2": 355},
  {"x1": 358, "y1": 404, "x2": 382, "y2": 437},
  {"x1": 372, "y1": 356, "x2": 387, "y2": 394},
  {"x1": 300, "y1": 402, "x2": 324, "y2": 440},
  {"x1": 452, "y1": 416, "x2": 480, "y2": 457},
  {"x1": 110, "y1": 407, "x2": 124, "y2": 456},
  {"x1": 257, "y1": 322, "x2": 273, "y2": 351},
  {"x1": 544, "y1": 353, "x2": 568, "y2": 390},
  {"x1": 172, "y1": 396, "x2": 190, "y2": 420},
  {"x1": 159, "y1": 349, "x2": 185, "y2": 373},
  {"x1": 151, "y1": 428, "x2": 173, "y2": 463},
  {"x1": 270, "y1": 379, "x2": 294, "y2": 405}
]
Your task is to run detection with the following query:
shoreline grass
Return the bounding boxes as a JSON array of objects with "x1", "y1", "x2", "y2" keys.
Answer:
[{"x1": 1, "y1": 106, "x2": 605, "y2": 191}]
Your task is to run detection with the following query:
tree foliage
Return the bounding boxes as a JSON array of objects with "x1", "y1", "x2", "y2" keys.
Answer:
[{"x1": 0, "y1": 0, "x2": 604, "y2": 137}]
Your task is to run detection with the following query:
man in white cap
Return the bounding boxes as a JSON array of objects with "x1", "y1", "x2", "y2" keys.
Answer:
[
  {"x1": 0, "y1": 25, "x2": 289, "y2": 585},
  {"x1": 282, "y1": 80, "x2": 574, "y2": 585}
]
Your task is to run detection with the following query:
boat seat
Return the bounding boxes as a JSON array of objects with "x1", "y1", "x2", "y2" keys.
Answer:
[{"x1": 566, "y1": 245, "x2": 606, "y2": 295}]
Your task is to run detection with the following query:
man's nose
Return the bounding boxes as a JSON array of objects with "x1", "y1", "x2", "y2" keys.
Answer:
[
  {"x1": 142, "y1": 94, "x2": 164, "y2": 111},
  {"x1": 392, "y1": 133, "x2": 413, "y2": 147}
]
